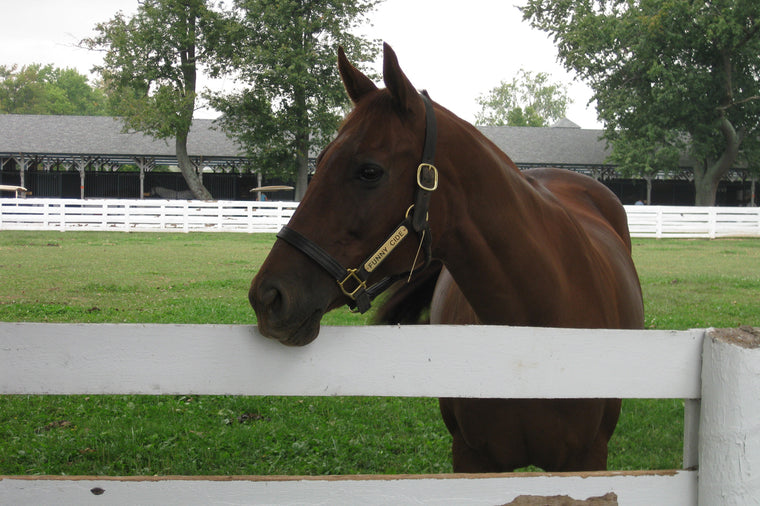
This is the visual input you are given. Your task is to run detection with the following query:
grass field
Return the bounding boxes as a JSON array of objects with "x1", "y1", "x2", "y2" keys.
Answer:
[{"x1": 1, "y1": 231, "x2": 759, "y2": 475}]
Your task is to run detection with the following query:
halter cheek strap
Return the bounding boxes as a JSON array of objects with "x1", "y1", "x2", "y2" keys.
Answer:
[{"x1": 276, "y1": 91, "x2": 438, "y2": 314}]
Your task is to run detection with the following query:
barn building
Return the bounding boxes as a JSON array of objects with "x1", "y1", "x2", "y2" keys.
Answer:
[{"x1": 0, "y1": 114, "x2": 755, "y2": 205}]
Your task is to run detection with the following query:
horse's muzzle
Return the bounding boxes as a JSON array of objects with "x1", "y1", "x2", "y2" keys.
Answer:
[{"x1": 249, "y1": 274, "x2": 325, "y2": 346}]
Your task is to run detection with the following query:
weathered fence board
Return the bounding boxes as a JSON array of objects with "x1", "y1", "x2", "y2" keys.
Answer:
[
  {"x1": 0, "y1": 323, "x2": 703, "y2": 399},
  {"x1": 3, "y1": 324, "x2": 760, "y2": 504},
  {"x1": 0, "y1": 471, "x2": 697, "y2": 505}
]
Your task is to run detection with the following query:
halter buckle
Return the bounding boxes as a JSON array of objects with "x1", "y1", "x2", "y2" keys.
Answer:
[
  {"x1": 338, "y1": 268, "x2": 367, "y2": 299},
  {"x1": 417, "y1": 163, "x2": 438, "y2": 192}
]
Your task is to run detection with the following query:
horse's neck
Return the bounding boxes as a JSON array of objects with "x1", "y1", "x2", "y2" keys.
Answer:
[{"x1": 434, "y1": 119, "x2": 580, "y2": 325}]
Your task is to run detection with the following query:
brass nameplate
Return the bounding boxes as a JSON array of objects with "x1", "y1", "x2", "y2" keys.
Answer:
[{"x1": 364, "y1": 225, "x2": 409, "y2": 273}]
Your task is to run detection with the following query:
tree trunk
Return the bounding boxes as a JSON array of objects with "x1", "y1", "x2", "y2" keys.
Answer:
[
  {"x1": 692, "y1": 116, "x2": 742, "y2": 206},
  {"x1": 693, "y1": 163, "x2": 721, "y2": 206},
  {"x1": 174, "y1": 7, "x2": 211, "y2": 201},
  {"x1": 177, "y1": 132, "x2": 212, "y2": 200},
  {"x1": 294, "y1": 132, "x2": 309, "y2": 201},
  {"x1": 293, "y1": 83, "x2": 310, "y2": 201}
]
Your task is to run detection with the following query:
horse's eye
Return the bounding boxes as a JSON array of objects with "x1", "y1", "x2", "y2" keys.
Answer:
[{"x1": 357, "y1": 163, "x2": 384, "y2": 184}]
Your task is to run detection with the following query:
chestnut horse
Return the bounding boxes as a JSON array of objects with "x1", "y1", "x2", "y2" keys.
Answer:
[{"x1": 250, "y1": 44, "x2": 644, "y2": 472}]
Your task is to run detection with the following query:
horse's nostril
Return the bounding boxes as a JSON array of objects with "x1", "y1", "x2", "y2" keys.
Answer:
[
  {"x1": 251, "y1": 278, "x2": 285, "y2": 318},
  {"x1": 261, "y1": 286, "x2": 280, "y2": 310}
]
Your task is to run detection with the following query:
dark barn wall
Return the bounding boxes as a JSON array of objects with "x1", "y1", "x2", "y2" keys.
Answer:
[
  {"x1": 0, "y1": 168, "x2": 752, "y2": 206},
  {"x1": 0, "y1": 170, "x2": 295, "y2": 201}
]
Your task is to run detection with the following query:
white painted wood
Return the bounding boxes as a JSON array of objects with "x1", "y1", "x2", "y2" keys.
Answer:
[
  {"x1": 698, "y1": 328, "x2": 760, "y2": 506},
  {"x1": 0, "y1": 323, "x2": 704, "y2": 398},
  {"x1": 0, "y1": 471, "x2": 697, "y2": 505},
  {"x1": 2, "y1": 199, "x2": 759, "y2": 237},
  {"x1": 0, "y1": 198, "x2": 297, "y2": 233}
]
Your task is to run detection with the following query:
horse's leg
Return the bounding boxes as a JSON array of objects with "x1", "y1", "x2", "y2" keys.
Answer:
[
  {"x1": 439, "y1": 398, "x2": 501, "y2": 472},
  {"x1": 441, "y1": 396, "x2": 618, "y2": 473},
  {"x1": 439, "y1": 398, "x2": 532, "y2": 472},
  {"x1": 561, "y1": 398, "x2": 621, "y2": 471}
]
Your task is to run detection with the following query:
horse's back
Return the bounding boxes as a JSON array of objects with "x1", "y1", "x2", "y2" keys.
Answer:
[
  {"x1": 523, "y1": 167, "x2": 643, "y2": 329},
  {"x1": 523, "y1": 167, "x2": 633, "y2": 252}
]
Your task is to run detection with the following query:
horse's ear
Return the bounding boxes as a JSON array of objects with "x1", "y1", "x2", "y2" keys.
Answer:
[
  {"x1": 338, "y1": 46, "x2": 377, "y2": 104},
  {"x1": 382, "y1": 43, "x2": 419, "y2": 113}
]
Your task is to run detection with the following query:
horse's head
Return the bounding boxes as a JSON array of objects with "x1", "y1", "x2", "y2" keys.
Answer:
[{"x1": 249, "y1": 43, "x2": 443, "y2": 346}]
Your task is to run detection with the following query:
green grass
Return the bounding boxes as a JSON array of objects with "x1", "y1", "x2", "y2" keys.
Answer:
[
  {"x1": 0, "y1": 231, "x2": 365, "y2": 326},
  {"x1": 1, "y1": 231, "x2": 759, "y2": 476},
  {"x1": 632, "y1": 238, "x2": 760, "y2": 329}
]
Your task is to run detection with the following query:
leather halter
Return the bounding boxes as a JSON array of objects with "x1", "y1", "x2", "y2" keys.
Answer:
[{"x1": 276, "y1": 91, "x2": 438, "y2": 314}]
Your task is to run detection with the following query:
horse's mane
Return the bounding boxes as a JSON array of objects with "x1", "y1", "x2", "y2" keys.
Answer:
[{"x1": 439, "y1": 103, "x2": 523, "y2": 175}]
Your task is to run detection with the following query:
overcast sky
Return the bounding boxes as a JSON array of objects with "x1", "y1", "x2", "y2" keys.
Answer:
[{"x1": 0, "y1": 0, "x2": 601, "y2": 128}]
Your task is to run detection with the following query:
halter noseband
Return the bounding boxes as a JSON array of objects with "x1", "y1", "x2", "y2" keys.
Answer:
[{"x1": 276, "y1": 91, "x2": 439, "y2": 314}]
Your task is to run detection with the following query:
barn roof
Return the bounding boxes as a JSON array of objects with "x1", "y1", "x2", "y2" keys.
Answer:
[
  {"x1": 0, "y1": 113, "x2": 611, "y2": 169},
  {"x1": 0, "y1": 114, "x2": 245, "y2": 166},
  {"x1": 476, "y1": 124, "x2": 609, "y2": 168}
]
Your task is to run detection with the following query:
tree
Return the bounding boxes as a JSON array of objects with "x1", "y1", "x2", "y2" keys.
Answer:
[
  {"x1": 208, "y1": 0, "x2": 381, "y2": 200},
  {"x1": 474, "y1": 69, "x2": 571, "y2": 127},
  {"x1": 607, "y1": 125, "x2": 682, "y2": 204},
  {"x1": 522, "y1": 0, "x2": 760, "y2": 205},
  {"x1": 0, "y1": 64, "x2": 108, "y2": 115},
  {"x1": 85, "y1": 0, "x2": 220, "y2": 200}
]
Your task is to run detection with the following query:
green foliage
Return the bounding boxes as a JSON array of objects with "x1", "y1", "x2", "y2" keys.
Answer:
[
  {"x1": 84, "y1": 0, "x2": 221, "y2": 199},
  {"x1": 1, "y1": 232, "x2": 759, "y2": 475},
  {"x1": 522, "y1": 0, "x2": 760, "y2": 205},
  {"x1": 208, "y1": 0, "x2": 382, "y2": 199},
  {"x1": 607, "y1": 125, "x2": 682, "y2": 179},
  {"x1": 0, "y1": 64, "x2": 109, "y2": 115},
  {"x1": 475, "y1": 69, "x2": 571, "y2": 127},
  {"x1": 85, "y1": 0, "x2": 215, "y2": 139}
]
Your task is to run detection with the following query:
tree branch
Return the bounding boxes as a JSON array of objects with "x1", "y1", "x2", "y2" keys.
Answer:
[{"x1": 716, "y1": 95, "x2": 760, "y2": 110}]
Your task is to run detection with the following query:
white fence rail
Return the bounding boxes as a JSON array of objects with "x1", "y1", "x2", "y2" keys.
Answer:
[
  {"x1": 0, "y1": 198, "x2": 297, "y2": 233},
  {"x1": 625, "y1": 205, "x2": 760, "y2": 238},
  {"x1": 2, "y1": 198, "x2": 760, "y2": 237},
  {"x1": 2, "y1": 322, "x2": 759, "y2": 505}
]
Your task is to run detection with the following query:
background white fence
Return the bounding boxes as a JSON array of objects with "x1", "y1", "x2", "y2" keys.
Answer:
[
  {"x1": 0, "y1": 198, "x2": 297, "y2": 233},
  {"x1": 1, "y1": 198, "x2": 760, "y2": 238},
  {"x1": 2, "y1": 322, "x2": 759, "y2": 504},
  {"x1": 625, "y1": 205, "x2": 760, "y2": 238}
]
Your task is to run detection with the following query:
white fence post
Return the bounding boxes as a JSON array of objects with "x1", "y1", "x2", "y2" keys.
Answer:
[
  {"x1": 183, "y1": 201, "x2": 190, "y2": 233},
  {"x1": 698, "y1": 327, "x2": 760, "y2": 506},
  {"x1": 124, "y1": 201, "x2": 131, "y2": 231},
  {"x1": 656, "y1": 207, "x2": 663, "y2": 238},
  {"x1": 707, "y1": 209, "x2": 717, "y2": 239}
]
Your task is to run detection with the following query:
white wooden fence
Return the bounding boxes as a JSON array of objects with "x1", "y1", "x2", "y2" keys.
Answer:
[
  {"x1": 1, "y1": 323, "x2": 759, "y2": 505},
  {"x1": 625, "y1": 205, "x2": 760, "y2": 238},
  {"x1": 0, "y1": 198, "x2": 297, "y2": 233},
  {"x1": 2, "y1": 198, "x2": 760, "y2": 238}
]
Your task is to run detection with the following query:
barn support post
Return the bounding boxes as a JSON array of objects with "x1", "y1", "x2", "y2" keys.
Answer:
[
  {"x1": 134, "y1": 157, "x2": 154, "y2": 199},
  {"x1": 13, "y1": 154, "x2": 28, "y2": 198},
  {"x1": 138, "y1": 158, "x2": 146, "y2": 199},
  {"x1": 698, "y1": 327, "x2": 760, "y2": 505},
  {"x1": 74, "y1": 157, "x2": 87, "y2": 200}
]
